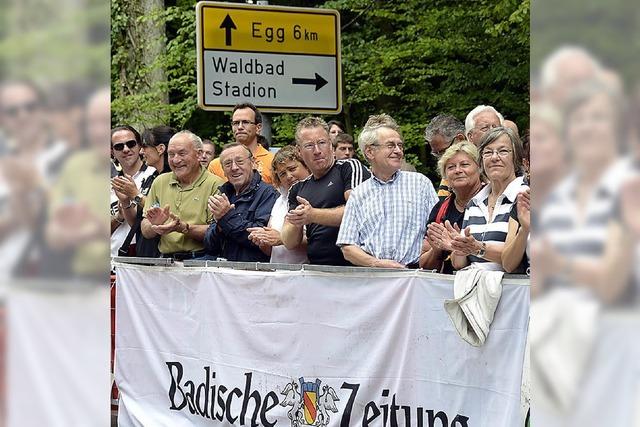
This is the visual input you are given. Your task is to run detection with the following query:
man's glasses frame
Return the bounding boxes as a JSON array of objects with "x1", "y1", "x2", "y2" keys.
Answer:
[{"x1": 231, "y1": 120, "x2": 256, "y2": 128}]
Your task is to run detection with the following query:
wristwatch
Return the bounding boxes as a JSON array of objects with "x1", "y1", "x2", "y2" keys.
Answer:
[
  {"x1": 132, "y1": 193, "x2": 144, "y2": 206},
  {"x1": 475, "y1": 242, "x2": 487, "y2": 258}
]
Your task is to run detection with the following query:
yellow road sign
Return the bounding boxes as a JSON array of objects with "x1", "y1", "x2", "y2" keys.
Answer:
[
  {"x1": 201, "y1": 4, "x2": 338, "y2": 56},
  {"x1": 196, "y1": 1, "x2": 342, "y2": 114}
]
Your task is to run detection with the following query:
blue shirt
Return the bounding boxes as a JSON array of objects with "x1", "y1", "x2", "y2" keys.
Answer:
[
  {"x1": 204, "y1": 171, "x2": 278, "y2": 262},
  {"x1": 336, "y1": 170, "x2": 438, "y2": 265}
]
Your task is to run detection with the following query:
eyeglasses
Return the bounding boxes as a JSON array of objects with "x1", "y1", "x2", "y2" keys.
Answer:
[
  {"x1": 231, "y1": 120, "x2": 255, "y2": 128},
  {"x1": 481, "y1": 148, "x2": 512, "y2": 159},
  {"x1": 474, "y1": 123, "x2": 498, "y2": 133},
  {"x1": 222, "y1": 155, "x2": 252, "y2": 169},
  {"x1": 301, "y1": 140, "x2": 330, "y2": 151},
  {"x1": 2, "y1": 102, "x2": 38, "y2": 117},
  {"x1": 372, "y1": 142, "x2": 404, "y2": 151},
  {"x1": 112, "y1": 140, "x2": 138, "y2": 151},
  {"x1": 426, "y1": 135, "x2": 457, "y2": 158}
]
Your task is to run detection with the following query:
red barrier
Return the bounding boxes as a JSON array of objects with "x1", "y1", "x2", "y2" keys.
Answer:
[{"x1": 111, "y1": 274, "x2": 118, "y2": 413}]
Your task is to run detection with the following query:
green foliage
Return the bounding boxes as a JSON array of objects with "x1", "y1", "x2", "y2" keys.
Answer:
[
  {"x1": 112, "y1": 0, "x2": 529, "y2": 180},
  {"x1": 325, "y1": 0, "x2": 529, "y2": 176},
  {"x1": 111, "y1": 0, "x2": 198, "y2": 127},
  {"x1": 0, "y1": 0, "x2": 109, "y2": 85},
  {"x1": 531, "y1": 0, "x2": 639, "y2": 86}
]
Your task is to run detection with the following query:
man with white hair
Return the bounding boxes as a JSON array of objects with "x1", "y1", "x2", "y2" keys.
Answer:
[
  {"x1": 464, "y1": 105, "x2": 504, "y2": 146},
  {"x1": 141, "y1": 130, "x2": 224, "y2": 260},
  {"x1": 336, "y1": 114, "x2": 438, "y2": 268},
  {"x1": 540, "y1": 45, "x2": 603, "y2": 107}
]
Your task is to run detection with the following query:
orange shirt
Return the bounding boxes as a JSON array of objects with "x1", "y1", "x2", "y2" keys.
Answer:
[
  {"x1": 208, "y1": 144, "x2": 275, "y2": 185},
  {"x1": 437, "y1": 177, "x2": 451, "y2": 199}
]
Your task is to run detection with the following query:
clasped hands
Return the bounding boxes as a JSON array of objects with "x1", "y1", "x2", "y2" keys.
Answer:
[
  {"x1": 146, "y1": 205, "x2": 186, "y2": 235},
  {"x1": 246, "y1": 226, "x2": 281, "y2": 247},
  {"x1": 208, "y1": 194, "x2": 235, "y2": 221},
  {"x1": 285, "y1": 196, "x2": 314, "y2": 227},
  {"x1": 426, "y1": 220, "x2": 482, "y2": 256},
  {"x1": 111, "y1": 174, "x2": 138, "y2": 203}
]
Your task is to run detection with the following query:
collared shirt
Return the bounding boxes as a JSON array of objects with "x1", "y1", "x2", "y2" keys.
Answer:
[
  {"x1": 337, "y1": 170, "x2": 438, "y2": 266},
  {"x1": 462, "y1": 175, "x2": 525, "y2": 270},
  {"x1": 48, "y1": 149, "x2": 110, "y2": 276},
  {"x1": 144, "y1": 167, "x2": 224, "y2": 254},
  {"x1": 204, "y1": 171, "x2": 278, "y2": 262},
  {"x1": 208, "y1": 144, "x2": 275, "y2": 185},
  {"x1": 539, "y1": 157, "x2": 635, "y2": 288}
]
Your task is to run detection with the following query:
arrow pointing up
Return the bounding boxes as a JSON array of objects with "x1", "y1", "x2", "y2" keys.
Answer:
[
  {"x1": 219, "y1": 14, "x2": 236, "y2": 46},
  {"x1": 291, "y1": 73, "x2": 328, "y2": 91}
]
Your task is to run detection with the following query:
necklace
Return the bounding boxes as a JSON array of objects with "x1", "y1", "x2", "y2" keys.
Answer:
[{"x1": 487, "y1": 193, "x2": 500, "y2": 218}]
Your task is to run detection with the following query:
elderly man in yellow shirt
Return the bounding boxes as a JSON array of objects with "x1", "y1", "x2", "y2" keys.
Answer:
[
  {"x1": 142, "y1": 130, "x2": 224, "y2": 260},
  {"x1": 207, "y1": 102, "x2": 275, "y2": 185}
]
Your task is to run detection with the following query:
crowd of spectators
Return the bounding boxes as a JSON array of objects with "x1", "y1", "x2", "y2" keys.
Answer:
[
  {"x1": 108, "y1": 101, "x2": 534, "y2": 278},
  {"x1": 3, "y1": 45, "x2": 634, "y2": 310}
]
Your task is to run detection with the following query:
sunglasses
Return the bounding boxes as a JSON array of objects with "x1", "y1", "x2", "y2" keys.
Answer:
[
  {"x1": 112, "y1": 140, "x2": 138, "y2": 151},
  {"x1": 2, "y1": 102, "x2": 38, "y2": 117}
]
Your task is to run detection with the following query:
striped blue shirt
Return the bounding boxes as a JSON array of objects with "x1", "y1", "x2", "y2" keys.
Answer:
[
  {"x1": 462, "y1": 176, "x2": 525, "y2": 270},
  {"x1": 336, "y1": 170, "x2": 438, "y2": 265}
]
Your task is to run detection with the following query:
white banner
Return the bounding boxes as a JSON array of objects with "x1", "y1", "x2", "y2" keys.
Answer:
[
  {"x1": 7, "y1": 282, "x2": 110, "y2": 427},
  {"x1": 114, "y1": 264, "x2": 529, "y2": 427}
]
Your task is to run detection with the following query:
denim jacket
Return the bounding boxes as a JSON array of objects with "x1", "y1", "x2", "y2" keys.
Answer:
[{"x1": 204, "y1": 171, "x2": 278, "y2": 262}]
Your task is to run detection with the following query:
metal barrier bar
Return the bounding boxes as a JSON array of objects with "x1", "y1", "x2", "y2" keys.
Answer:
[
  {"x1": 112, "y1": 256, "x2": 173, "y2": 266},
  {"x1": 112, "y1": 258, "x2": 530, "y2": 285}
]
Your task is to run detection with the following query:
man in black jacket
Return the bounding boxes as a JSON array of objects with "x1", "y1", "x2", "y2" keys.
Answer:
[{"x1": 204, "y1": 143, "x2": 278, "y2": 262}]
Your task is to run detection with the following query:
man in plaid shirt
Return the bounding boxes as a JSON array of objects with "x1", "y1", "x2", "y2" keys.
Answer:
[{"x1": 337, "y1": 114, "x2": 438, "y2": 268}]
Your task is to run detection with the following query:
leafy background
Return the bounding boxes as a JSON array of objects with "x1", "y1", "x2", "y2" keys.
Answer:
[{"x1": 111, "y1": 0, "x2": 530, "y2": 179}]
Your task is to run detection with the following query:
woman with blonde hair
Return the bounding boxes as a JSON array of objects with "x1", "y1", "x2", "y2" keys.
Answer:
[{"x1": 420, "y1": 141, "x2": 483, "y2": 273}]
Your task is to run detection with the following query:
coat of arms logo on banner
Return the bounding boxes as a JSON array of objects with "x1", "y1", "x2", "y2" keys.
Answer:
[{"x1": 280, "y1": 377, "x2": 339, "y2": 427}]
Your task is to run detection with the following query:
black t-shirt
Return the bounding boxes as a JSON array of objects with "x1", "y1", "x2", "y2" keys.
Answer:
[
  {"x1": 427, "y1": 194, "x2": 465, "y2": 274},
  {"x1": 288, "y1": 159, "x2": 370, "y2": 265},
  {"x1": 427, "y1": 195, "x2": 465, "y2": 229}
]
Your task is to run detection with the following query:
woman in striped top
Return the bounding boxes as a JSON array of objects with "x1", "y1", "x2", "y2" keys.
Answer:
[{"x1": 449, "y1": 127, "x2": 526, "y2": 271}]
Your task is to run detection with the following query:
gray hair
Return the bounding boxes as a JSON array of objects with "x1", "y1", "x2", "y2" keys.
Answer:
[
  {"x1": 220, "y1": 141, "x2": 253, "y2": 158},
  {"x1": 357, "y1": 113, "x2": 402, "y2": 155},
  {"x1": 562, "y1": 79, "x2": 624, "y2": 152},
  {"x1": 295, "y1": 117, "x2": 330, "y2": 144},
  {"x1": 540, "y1": 45, "x2": 602, "y2": 93},
  {"x1": 424, "y1": 114, "x2": 465, "y2": 144},
  {"x1": 530, "y1": 102, "x2": 562, "y2": 134},
  {"x1": 478, "y1": 126, "x2": 524, "y2": 178},
  {"x1": 169, "y1": 130, "x2": 203, "y2": 150},
  {"x1": 437, "y1": 141, "x2": 480, "y2": 179},
  {"x1": 464, "y1": 105, "x2": 505, "y2": 135}
]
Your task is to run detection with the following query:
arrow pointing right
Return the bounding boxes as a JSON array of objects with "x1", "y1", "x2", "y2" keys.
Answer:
[
  {"x1": 219, "y1": 14, "x2": 236, "y2": 46},
  {"x1": 291, "y1": 73, "x2": 328, "y2": 91}
]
